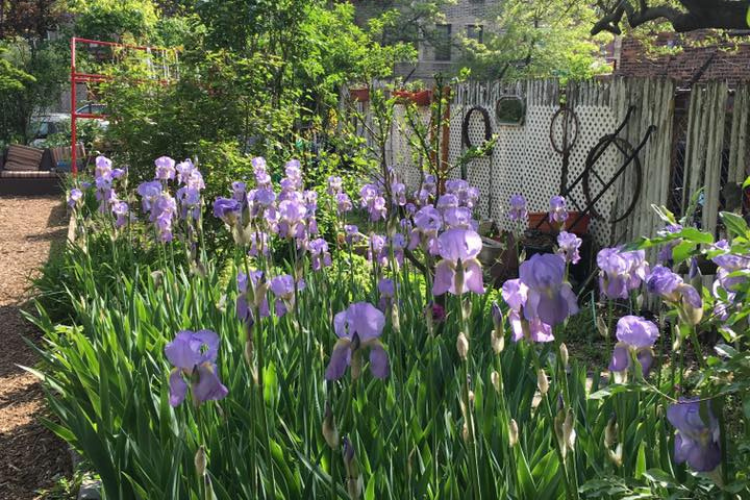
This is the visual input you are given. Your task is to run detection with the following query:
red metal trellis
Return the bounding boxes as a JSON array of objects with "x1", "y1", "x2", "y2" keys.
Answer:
[{"x1": 70, "y1": 37, "x2": 177, "y2": 174}]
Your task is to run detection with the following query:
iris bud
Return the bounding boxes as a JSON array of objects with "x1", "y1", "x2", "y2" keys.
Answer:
[
  {"x1": 509, "y1": 419, "x2": 519, "y2": 447},
  {"x1": 490, "y1": 371, "x2": 501, "y2": 393},
  {"x1": 559, "y1": 343, "x2": 569, "y2": 368},
  {"x1": 194, "y1": 446, "x2": 207, "y2": 477},
  {"x1": 491, "y1": 329, "x2": 505, "y2": 354},
  {"x1": 322, "y1": 401, "x2": 339, "y2": 449},
  {"x1": 457, "y1": 332, "x2": 469, "y2": 361},
  {"x1": 604, "y1": 416, "x2": 618, "y2": 448},
  {"x1": 607, "y1": 443, "x2": 623, "y2": 467},
  {"x1": 537, "y1": 369, "x2": 549, "y2": 395}
]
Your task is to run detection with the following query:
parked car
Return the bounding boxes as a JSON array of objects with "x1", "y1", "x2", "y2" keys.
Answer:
[{"x1": 29, "y1": 104, "x2": 109, "y2": 147}]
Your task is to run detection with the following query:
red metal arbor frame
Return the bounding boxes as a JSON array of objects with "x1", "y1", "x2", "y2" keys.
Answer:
[{"x1": 70, "y1": 37, "x2": 176, "y2": 174}]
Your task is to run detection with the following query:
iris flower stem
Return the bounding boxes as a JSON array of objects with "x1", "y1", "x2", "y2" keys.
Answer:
[
  {"x1": 529, "y1": 347, "x2": 574, "y2": 500},
  {"x1": 686, "y1": 324, "x2": 706, "y2": 370},
  {"x1": 606, "y1": 300, "x2": 614, "y2": 365},
  {"x1": 242, "y1": 252, "x2": 277, "y2": 498},
  {"x1": 457, "y1": 294, "x2": 481, "y2": 500}
]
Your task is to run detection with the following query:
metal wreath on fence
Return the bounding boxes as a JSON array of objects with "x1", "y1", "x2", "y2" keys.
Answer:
[{"x1": 462, "y1": 106, "x2": 493, "y2": 154}]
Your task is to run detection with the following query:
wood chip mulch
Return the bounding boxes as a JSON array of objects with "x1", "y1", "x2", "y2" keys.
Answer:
[{"x1": 0, "y1": 196, "x2": 71, "y2": 500}]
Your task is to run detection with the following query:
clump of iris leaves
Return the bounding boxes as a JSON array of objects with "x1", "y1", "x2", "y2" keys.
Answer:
[{"x1": 27, "y1": 172, "x2": 750, "y2": 500}]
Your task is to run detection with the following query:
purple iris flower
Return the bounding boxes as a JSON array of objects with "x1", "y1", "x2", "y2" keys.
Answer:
[
  {"x1": 213, "y1": 197, "x2": 242, "y2": 224},
  {"x1": 152, "y1": 193, "x2": 177, "y2": 242},
  {"x1": 657, "y1": 224, "x2": 683, "y2": 262},
  {"x1": 249, "y1": 231, "x2": 270, "y2": 257},
  {"x1": 164, "y1": 330, "x2": 228, "y2": 407},
  {"x1": 445, "y1": 179, "x2": 468, "y2": 195},
  {"x1": 137, "y1": 181, "x2": 163, "y2": 212},
  {"x1": 501, "y1": 279, "x2": 554, "y2": 343},
  {"x1": 444, "y1": 207, "x2": 474, "y2": 229},
  {"x1": 556, "y1": 231, "x2": 582, "y2": 265},
  {"x1": 391, "y1": 181, "x2": 406, "y2": 206},
  {"x1": 464, "y1": 187, "x2": 480, "y2": 209},
  {"x1": 424, "y1": 174, "x2": 437, "y2": 193},
  {"x1": 111, "y1": 167, "x2": 126, "y2": 179},
  {"x1": 269, "y1": 274, "x2": 304, "y2": 317},
  {"x1": 433, "y1": 228, "x2": 485, "y2": 296},
  {"x1": 278, "y1": 199, "x2": 307, "y2": 239},
  {"x1": 712, "y1": 241, "x2": 750, "y2": 291},
  {"x1": 345, "y1": 225, "x2": 363, "y2": 245},
  {"x1": 237, "y1": 271, "x2": 270, "y2": 321},
  {"x1": 254, "y1": 188, "x2": 276, "y2": 208},
  {"x1": 608, "y1": 315, "x2": 659, "y2": 376},
  {"x1": 409, "y1": 205, "x2": 442, "y2": 254},
  {"x1": 325, "y1": 302, "x2": 389, "y2": 380},
  {"x1": 95, "y1": 155, "x2": 113, "y2": 181},
  {"x1": 436, "y1": 194, "x2": 459, "y2": 213},
  {"x1": 176, "y1": 159, "x2": 197, "y2": 185},
  {"x1": 378, "y1": 278, "x2": 395, "y2": 311},
  {"x1": 327, "y1": 176, "x2": 343, "y2": 196},
  {"x1": 368, "y1": 196, "x2": 387, "y2": 222},
  {"x1": 598, "y1": 247, "x2": 649, "y2": 300},
  {"x1": 336, "y1": 193, "x2": 353, "y2": 215},
  {"x1": 519, "y1": 253, "x2": 578, "y2": 326},
  {"x1": 255, "y1": 170, "x2": 272, "y2": 189},
  {"x1": 231, "y1": 181, "x2": 247, "y2": 202},
  {"x1": 68, "y1": 188, "x2": 83, "y2": 208},
  {"x1": 111, "y1": 201, "x2": 129, "y2": 228},
  {"x1": 646, "y1": 266, "x2": 703, "y2": 324},
  {"x1": 252, "y1": 156, "x2": 267, "y2": 173},
  {"x1": 667, "y1": 399, "x2": 721, "y2": 472},
  {"x1": 368, "y1": 234, "x2": 386, "y2": 264},
  {"x1": 176, "y1": 186, "x2": 201, "y2": 221},
  {"x1": 155, "y1": 156, "x2": 176, "y2": 181},
  {"x1": 285, "y1": 160, "x2": 302, "y2": 184},
  {"x1": 309, "y1": 238, "x2": 332, "y2": 271},
  {"x1": 646, "y1": 265, "x2": 683, "y2": 298},
  {"x1": 549, "y1": 196, "x2": 568, "y2": 224},
  {"x1": 508, "y1": 195, "x2": 527, "y2": 222}
]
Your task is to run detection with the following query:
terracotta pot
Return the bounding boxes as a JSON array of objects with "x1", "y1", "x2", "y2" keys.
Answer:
[
  {"x1": 349, "y1": 87, "x2": 369, "y2": 102},
  {"x1": 393, "y1": 89, "x2": 432, "y2": 106},
  {"x1": 527, "y1": 211, "x2": 590, "y2": 235}
]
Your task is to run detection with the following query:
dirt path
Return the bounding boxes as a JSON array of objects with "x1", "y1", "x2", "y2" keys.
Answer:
[{"x1": 0, "y1": 196, "x2": 71, "y2": 499}]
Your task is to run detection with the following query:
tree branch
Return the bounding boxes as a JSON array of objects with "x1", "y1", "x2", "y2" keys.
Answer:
[{"x1": 592, "y1": 0, "x2": 750, "y2": 35}]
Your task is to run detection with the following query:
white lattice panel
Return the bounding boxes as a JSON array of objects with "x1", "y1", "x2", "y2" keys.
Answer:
[
  {"x1": 383, "y1": 80, "x2": 648, "y2": 247},
  {"x1": 391, "y1": 105, "x2": 432, "y2": 191}
]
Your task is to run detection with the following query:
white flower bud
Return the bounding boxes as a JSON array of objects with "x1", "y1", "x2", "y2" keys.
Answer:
[
  {"x1": 508, "y1": 419, "x2": 519, "y2": 447},
  {"x1": 322, "y1": 402, "x2": 339, "y2": 450},
  {"x1": 559, "y1": 343, "x2": 569, "y2": 368},
  {"x1": 491, "y1": 329, "x2": 505, "y2": 354},
  {"x1": 346, "y1": 476, "x2": 363, "y2": 500},
  {"x1": 194, "y1": 446, "x2": 207, "y2": 477},
  {"x1": 607, "y1": 443, "x2": 623, "y2": 467},
  {"x1": 597, "y1": 316, "x2": 608, "y2": 339},
  {"x1": 537, "y1": 369, "x2": 549, "y2": 395},
  {"x1": 457, "y1": 332, "x2": 469, "y2": 361},
  {"x1": 490, "y1": 371, "x2": 501, "y2": 393},
  {"x1": 563, "y1": 408, "x2": 576, "y2": 452},
  {"x1": 604, "y1": 416, "x2": 618, "y2": 448}
]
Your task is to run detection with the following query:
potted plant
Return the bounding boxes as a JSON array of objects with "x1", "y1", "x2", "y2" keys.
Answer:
[
  {"x1": 393, "y1": 89, "x2": 432, "y2": 106},
  {"x1": 349, "y1": 87, "x2": 369, "y2": 102},
  {"x1": 527, "y1": 211, "x2": 590, "y2": 236}
]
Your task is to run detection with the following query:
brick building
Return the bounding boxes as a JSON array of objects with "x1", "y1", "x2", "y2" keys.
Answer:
[
  {"x1": 616, "y1": 30, "x2": 750, "y2": 87},
  {"x1": 353, "y1": 0, "x2": 500, "y2": 82}
]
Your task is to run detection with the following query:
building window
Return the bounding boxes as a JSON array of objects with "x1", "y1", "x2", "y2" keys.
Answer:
[
  {"x1": 466, "y1": 25, "x2": 483, "y2": 44},
  {"x1": 434, "y1": 24, "x2": 452, "y2": 61}
]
